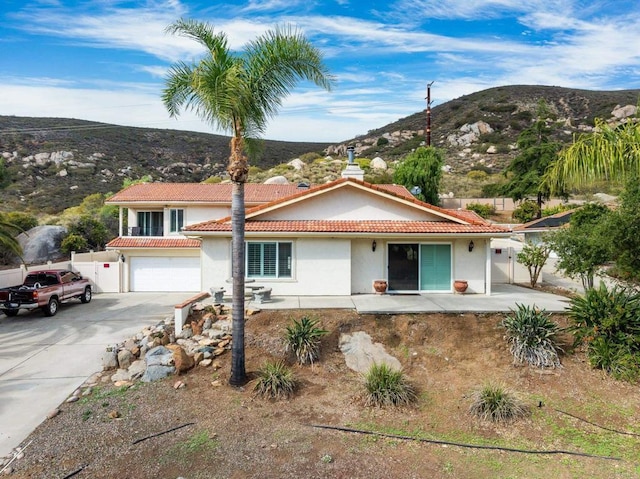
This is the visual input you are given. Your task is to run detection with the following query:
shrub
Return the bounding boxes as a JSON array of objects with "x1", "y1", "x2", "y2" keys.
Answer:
[
  {"x1": 469, "y1": 383, "x2": 529, "y2": 422},
  {"x1": 542, "y1": 203, "x2": 574, "y2": 217},
  {"x1": 254, "y1": 361, "x2": 297, "y2": 400},
  {"x1": 284, "y1": 316, "x2": 328, "y2": 365},
  {"x1": 466, "y1": 202, "x2": 495, "y2": 219},
  {"x1": 516, "y1": 241, "x2": 551, "y2": 288},
  {"x1": 513, "y1": 200, "x2": 540, "y2": 223},
  {"x1": 363, "y1": 363, "x2": 416, "y2": 407},
  {"x1": 376, "y1": 137, "x2": 389, "y2": 146},
  {"x1": 502, "y1": 304, "x2": 562, "y2": 368},
  {"x1": 568, "y1": 284, "x2": 640, "y2": 381},
  {"x1": 60, "y1": 233, "x2": 88, "y2": 255},
  {"x1": 466, "y1": 170, "x2": 488, "y2": 181}
]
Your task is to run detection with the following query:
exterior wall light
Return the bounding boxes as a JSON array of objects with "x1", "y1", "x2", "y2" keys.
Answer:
[
  {"x1": 468, "y1": 240, "x2": 474, "y2": 252},
  {"x1": 372, "y1": 240, "x2": 377, "y2": 252}
]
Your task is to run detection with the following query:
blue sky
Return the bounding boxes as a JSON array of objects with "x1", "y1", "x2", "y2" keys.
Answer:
[{"x1": 1, "y1": 0, "x2": 639, "y2": 142}]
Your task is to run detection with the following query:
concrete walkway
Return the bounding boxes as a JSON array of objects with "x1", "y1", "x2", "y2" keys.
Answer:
[{"x1": 246, "y1": 284, "x2": 571, "y2": 313}]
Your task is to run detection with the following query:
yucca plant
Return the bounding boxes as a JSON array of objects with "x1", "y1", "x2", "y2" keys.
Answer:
[
  {"x1": 469, "y1": 383, "x2": 529, "y2": 422},
  {"x1": 284, "y1": 316, "x2": 328, "y2": 365},
  {"x1": 363, "y1": 363, "x2": 416, "y2": 407},
  {"x1": 254, "y1": 360, "x2": 297, "y2": 400},
  {"x1": 502, "y1": 303, "x2": 562, "y2": 368}
]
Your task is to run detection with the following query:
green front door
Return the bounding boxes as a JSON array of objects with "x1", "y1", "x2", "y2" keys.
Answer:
[{"x1": 420, "y1": 244, "x2": 451, "y2": 291}]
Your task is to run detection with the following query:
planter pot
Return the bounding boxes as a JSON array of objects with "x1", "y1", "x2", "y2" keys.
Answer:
[
  {"x1": 453, "y1": 280, "x2": 468, "y2": 293},
  {"x1": 373, "y1": 279, "x2": 388, "y2": 294}
]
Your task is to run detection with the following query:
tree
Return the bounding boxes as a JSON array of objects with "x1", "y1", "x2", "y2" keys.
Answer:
[
  {"x1": 0, "y1": 213, "x2": 23, "y2": 263},
  {"x1": 609, "y1": 175, "x2": 640, "y2": 283},
  {"x1": 545, "y1": 118, "x2": 640, "y2": 194},
  {"x1": 162, "y1": 19, "x2": 333, "y2": 386},
  {"x1": 547, "y1": 203, "x2": 612, "y2": 290},
  {"x1": 516, "y1": 241, "x2": 551, "y2": 288},
  {"x1": 512, "y1": 200, "x2": 540, "y2": 223},
  {"x1": 501, "y1": 100, "x2": 562, "y2": 217},
  {"x1": 65, "y1": 216, "x2": 109, "y2": 252},
  {"x1": 393, "y1": 146, "x2": 444, "y2": 205}
]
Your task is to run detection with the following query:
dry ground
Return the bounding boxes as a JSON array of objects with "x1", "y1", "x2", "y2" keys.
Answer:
[{"x1": 6, "y1": 309, "x2": 640, "y2": 479}]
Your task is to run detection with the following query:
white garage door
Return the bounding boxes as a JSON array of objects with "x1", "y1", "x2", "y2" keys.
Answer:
[{"x1": 130, "y1": 257, "x2": 201, "y2": 292}]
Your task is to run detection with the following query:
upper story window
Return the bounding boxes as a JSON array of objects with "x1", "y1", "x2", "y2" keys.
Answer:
[
  {"x1": 247, "y1": 242, "x2": 292, "y2": 278},
  {"x1": 135, "y1": 211, "x2": 163, "y2": 236},
  {"x1": 170, "y1": 209, "x2": 184, "y2": 233}
]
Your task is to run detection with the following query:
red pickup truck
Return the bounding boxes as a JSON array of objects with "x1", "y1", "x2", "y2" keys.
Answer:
[{"x1": 0, "y1": 270, "x2": 92, "y2": 317}]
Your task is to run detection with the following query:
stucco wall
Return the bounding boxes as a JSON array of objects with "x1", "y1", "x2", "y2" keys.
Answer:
[
  {"x1": 126, "y1": 205, "x2": 229, "y2": 236},
  {"x1": 452, "y1": 238, "x2": 488, "y2": 293},
  {"x1": 351, "y1": 238, "x2": 386, "y2": 294},
  {"x1": 257, "y1": 188, "x2": 442, "y2": 221}
]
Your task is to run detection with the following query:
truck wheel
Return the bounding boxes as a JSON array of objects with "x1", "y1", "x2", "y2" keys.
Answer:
[
  {"x1": 43, "y1": 297, "x2": 59, "y2": 317},
  {"x1": 80, "y1": 286, "x2": 92, "y2": 304},
  {"x1": 3, "y1": 309, "x2": 19, "y2": 317}
]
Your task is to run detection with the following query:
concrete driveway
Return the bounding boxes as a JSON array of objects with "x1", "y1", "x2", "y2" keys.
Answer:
[{"x1": 0, "y1": 292, "x2": 193, "y2": 458}]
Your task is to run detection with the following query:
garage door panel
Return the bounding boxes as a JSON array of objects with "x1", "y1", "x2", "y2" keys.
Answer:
[{"x1": 130, "y1": 257, "x2": 200, "y2": 292}]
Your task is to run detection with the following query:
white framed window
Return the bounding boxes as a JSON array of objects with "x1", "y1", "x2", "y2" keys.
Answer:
[
  {"x1": 247, "y1": 242, "x2": 292, "y2": 278},
  {"x1": 169, "y1": 209, "x2": 184, "y2": 233}
]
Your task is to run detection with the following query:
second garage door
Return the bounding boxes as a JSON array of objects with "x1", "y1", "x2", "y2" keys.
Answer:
[{"x1": 130, "y1": 256, "x2": 201, "y2": 292}]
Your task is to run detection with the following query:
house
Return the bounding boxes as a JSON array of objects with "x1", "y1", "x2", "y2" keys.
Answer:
[
  {"x1": 105, "y1": 177, "x2": 511, "y2": 295},
  {"x1": 105, "y1": 183, "x2": 305, "y2": 292},
  {"x1": 182, "y1": 178, "x2": 511, "y2": 296},
  {"x1": 511, "y1": 209, "x2": 576, "y2": 244}
]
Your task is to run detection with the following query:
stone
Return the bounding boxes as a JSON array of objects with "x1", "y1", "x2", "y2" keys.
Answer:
[
  {"x1": 199, "y1": 359, "x2": 213, "y2": 367},
  {"x1": 287, "y1": 158, "x2": 305, "y2": 170},
  {"x1": 111, "y1": 369, "x2": 132, "y2": 382},
  {"x1": 338, "y1": 331, "x2": 402, "y2": 373},
  {"x1": 113, "y1": 380, "x2": 133, "y2": 388},
  {"x1": 370, "y1": 157, "x2": 387, "y2": 170},
  {"x1": 117, "y1": 349, "x2": 134, "y2": 370},
  {"x1": 193, "y1": 352, "x2": 204, "y2": 364},
  {"x1": 16, "y1": 225, "x2": 67, "y2": 265},
  {"x1": 141, "y1": 365, "x2": 175, "y2": 382},
  {"x1": 166, "y1": 344, "x2": 195, "y2": 373},
  {"x1": 145, "y1": 346, "x2": 174, "y2": 367},
  {"x1": 178, "y1": 327, "x2": 193, "y2": 339},
  {"x1": 108, "y1": 410, "x2": 121, "y2": 419},
  {"x1": 264, "y1": 175, "x2": 289, "y2": 185},
  {"x1": 47, "y1": 408, "x2": 61, "y2": 419},
  {"x1": 66, "y1": 396, "x2": 79, "y2": 403},
  {"x1": 128, "y1": 360, "x2": 147, "y2": 379},
  {"x1": 173, "y1": 380, "x2": 186, "y2": 389}
]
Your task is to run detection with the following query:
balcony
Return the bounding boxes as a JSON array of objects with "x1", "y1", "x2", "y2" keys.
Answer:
[{"x1": 128, "y1": 226, "x2": 164, "y2": 236}]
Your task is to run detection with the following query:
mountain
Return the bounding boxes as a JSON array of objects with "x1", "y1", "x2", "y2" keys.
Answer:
[
  {"x1": 1, "y1": 85, "x2": 638, "y2": 213},
  {"x1": 0, "y1": 117, "x2": 331, "y2": 213}
]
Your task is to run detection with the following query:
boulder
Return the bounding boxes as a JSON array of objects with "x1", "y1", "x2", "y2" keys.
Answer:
[
  {"x1": 145, "y1": 346, "x2": 174, "y2": 367},
  {"x1": 166, "y1": 344, "x2": 195, "y2": 373},
  {"x1": 17, "y1": 225, "x2": 67, "y2": 264},
  {"x1": 370, "y1": 157, "x2": 387, "y2": 170},
  {"x1": 338, "y1": 331, "x2": 402, "y2": 373},
  {"x1": 141, "y1": 365, "x2": 175, "y2": 382},
  {"x1": 287, "y1": 158, "x2": 305, "y2": 170},
  {"x1": 117, "y1": 349, "x2": 134, "y2": 370},
  {"x1": 264, "y1": 175, "x2": 289, "y2": 185}
]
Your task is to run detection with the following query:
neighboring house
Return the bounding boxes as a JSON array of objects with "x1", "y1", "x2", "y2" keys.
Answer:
[
  {"x1": 183, "y1": 178, "x2": 511, "y2": 296},
  {"x1": 511, "y1": 209, "x2": 576, "y2": 244},
  {"x1": 106, "y1": 183, "x2": 304, "y2": 292}
]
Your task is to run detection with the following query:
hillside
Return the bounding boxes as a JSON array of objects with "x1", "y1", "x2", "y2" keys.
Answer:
[
  {"x1": 0, "y1": 117, "x2": 330, "y2": 213},
  {"x1": 1, "y1": 85, "x2": 638, "y2": 213}
]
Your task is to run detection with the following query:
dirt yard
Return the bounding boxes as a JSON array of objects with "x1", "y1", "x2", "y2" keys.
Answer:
[{"x1": 5, "y1": 309, "x2": 640, "y2": 478}]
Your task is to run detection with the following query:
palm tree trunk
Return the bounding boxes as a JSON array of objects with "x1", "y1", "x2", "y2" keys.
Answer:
[{"x1": 229, "y1": 134, "x2": 249, "y2": 386}]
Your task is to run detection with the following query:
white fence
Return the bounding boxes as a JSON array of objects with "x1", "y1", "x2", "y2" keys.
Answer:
[{"x1": 0, "y1": 254, "x2": 121, "y2": 293}]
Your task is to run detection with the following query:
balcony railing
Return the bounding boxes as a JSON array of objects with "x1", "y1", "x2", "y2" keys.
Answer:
[{"x1": 128, "y1": 226, "x2": 164, "y2": 236}]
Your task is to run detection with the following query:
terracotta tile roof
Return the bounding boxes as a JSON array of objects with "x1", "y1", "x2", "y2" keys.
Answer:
[
  {"x1": 186, "y1": 220, "x2": 510, "y2": 234},
  {"x1": 106, "y1": 237, "x2": 201, "y2": 248},
  {"x1": 106, "y1": 183, "x2": 303, "y2": 204}
]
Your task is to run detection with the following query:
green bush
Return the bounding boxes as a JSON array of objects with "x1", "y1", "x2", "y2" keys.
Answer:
[
  {"x1": 3, "y1": 212, "x2": 38, "y2": 232},
  {"x1": 542, "y1": 204, "x2": 574, "y2": 217},
  {"x1": 513, "y1": 200, "x2": 540, "y2": 223},
  {"x1": 502, "y1": 304, "x2": 562, "y2": 368},
  {"x1": 376, "y1": 137, "x2": 389, "y2": 146},
  {"x1": 254, "y1": 361, "x2": 297, "y2": 400},
  {"x1": 363, "y1": 363, "x2": 416, "y2": 407},
  {"x1": 284, "y1": 316, "x2": 328, "y2": 365},
  {"x1": 469, "y1": 383, "x2": 529, "y2": 422},
  {"x1": 568, "y1": 284, "x2": 640, "y2": 381},
  {"x1": 465, "y1": 202, "x2": 496, "y2": 219},
  {"x1": 60, "y1": 233, "x2": 89, "y2": 255},
  {"x1": 466, "y1": 170, "x2": 488, "y2": 181}
]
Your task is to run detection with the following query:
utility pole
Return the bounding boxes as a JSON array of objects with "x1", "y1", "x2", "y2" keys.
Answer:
[{"x1": 425, "y1": 81, "x2": 434, "y2": 146}]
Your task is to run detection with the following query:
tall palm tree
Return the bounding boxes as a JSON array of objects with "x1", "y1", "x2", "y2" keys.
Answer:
[
  {"x1": 162, "y1": 18, "x2": 334, "y2": 385},
  {"x1": 544, "y1": 118, "x2": 640, "y2": 194}
]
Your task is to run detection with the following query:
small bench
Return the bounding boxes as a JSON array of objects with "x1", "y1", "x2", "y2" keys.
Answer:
[
  {"x1": 210, "y1": 287, "x2": 226, "y2": 303},
  {"x1": 252, "y1": 287, "x2": 272, "y2": 304}
]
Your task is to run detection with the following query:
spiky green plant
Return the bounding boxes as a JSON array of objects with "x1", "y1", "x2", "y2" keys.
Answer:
[
  {"x1": 502, "y1": 303, "x2": 562, "y2": 368},
  {"x1": 284, "y1": 316, "x2": 328, "y2": 365},
  {"x1": 469, "y1": 383, "x2": 529, "y2": 422},
  {"x1": 254, "y1": 360, "x2": 297, "y2": 400},
  {"x1": 363, "y1": 363, "x2": 416, "y2": 407}
]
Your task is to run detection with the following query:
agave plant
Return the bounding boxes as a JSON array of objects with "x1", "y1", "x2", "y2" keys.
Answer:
[
  {"x1": 502, "y1": 303, "x2": 562, "y2": 368},
  {"x1": 284, "y1": 316, "x2": 328, "y2": 365}
]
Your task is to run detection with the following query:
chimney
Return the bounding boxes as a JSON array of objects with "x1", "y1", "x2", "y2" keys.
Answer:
[{"x1": 341, "y1": 145, "x2": 364, "y2": 181}]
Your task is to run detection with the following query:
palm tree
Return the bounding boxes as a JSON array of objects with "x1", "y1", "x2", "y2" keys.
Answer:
[
  {"x1": 544, "y1": 118, "x2": 640, "y2": 194},
  {"x1": 162, "y1": 18, "x2": 334, "y2": 385},
  {"x1": 0, "y1": 214, "x2": 23, "y2": 263}
]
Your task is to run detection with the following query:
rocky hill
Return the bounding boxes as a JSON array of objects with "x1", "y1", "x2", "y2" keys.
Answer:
[{"x1": 1, "y1": 85, "x2": 638, "y2": 213}]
